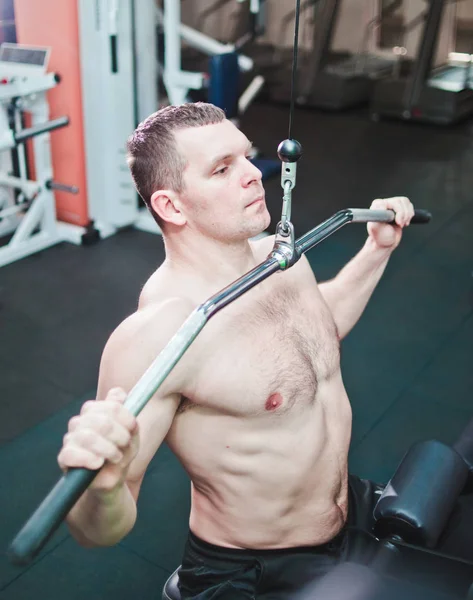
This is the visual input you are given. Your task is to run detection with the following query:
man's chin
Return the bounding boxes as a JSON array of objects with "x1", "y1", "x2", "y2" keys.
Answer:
[{"x1": 249, "y1": 222, "x2": 271, "y2": 240}]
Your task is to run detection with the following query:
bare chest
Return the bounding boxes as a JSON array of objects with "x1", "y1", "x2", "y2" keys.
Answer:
[{"x1": 179, "y1": 275, "x2": 340, "y2": 417}]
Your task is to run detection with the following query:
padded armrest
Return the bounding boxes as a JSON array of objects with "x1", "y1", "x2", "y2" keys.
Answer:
[
  {"x1": 162, "y1": 568, "x2": 181, "y2": 600},
  {"x1": 373, "y1": 440, "x2": 468, "y2": 548},
  {"x1": 454, "y1": 417, "x2": 473, "y2": 492}
]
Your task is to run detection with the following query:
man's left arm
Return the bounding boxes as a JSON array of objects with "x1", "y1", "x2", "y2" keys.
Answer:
[{"x1": 317, "y1": 196, "x2": 415, "y2": 339}]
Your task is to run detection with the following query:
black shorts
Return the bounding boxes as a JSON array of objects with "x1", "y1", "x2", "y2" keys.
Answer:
[{"x1": 178, "y1": 474, "x2": 384, "y2": 599}]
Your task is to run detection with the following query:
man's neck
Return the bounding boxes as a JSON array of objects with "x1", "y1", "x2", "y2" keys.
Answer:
[{"x1": 163, "y1": 231, "x2": 259, "y2": 291}]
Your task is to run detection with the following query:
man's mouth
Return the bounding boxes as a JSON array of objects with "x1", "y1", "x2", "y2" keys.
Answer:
[{"x1": 246, "y1": 195, "x2": 265, "y2": 207}]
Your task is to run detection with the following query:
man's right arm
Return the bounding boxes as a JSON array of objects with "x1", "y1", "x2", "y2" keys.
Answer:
[{"x1": 58, "y1": 298, "x2": 194, "y2": 548}]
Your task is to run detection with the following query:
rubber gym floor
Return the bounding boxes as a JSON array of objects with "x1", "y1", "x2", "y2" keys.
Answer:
[{"x1": 1, "y1": 101, "x2": 472, "y2": 599}]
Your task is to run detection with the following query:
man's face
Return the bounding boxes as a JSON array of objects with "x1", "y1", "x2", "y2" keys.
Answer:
[{"x1": 175, "y1": 120, "x2": 271, "y2": 242}]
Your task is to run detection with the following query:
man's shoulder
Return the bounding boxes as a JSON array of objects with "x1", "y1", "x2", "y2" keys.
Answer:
[
  {"x1": 112, "y1": 297, "x2": 195, "y2": 349},
  {"x1": 103, "y1": 297, "x2": 195, "y2": 368},
  {"x1": 98, "y1": 297, "x2": 196, "y2": 395}
]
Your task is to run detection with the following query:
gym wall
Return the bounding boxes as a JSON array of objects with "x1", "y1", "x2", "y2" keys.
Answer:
[
  {"x1": 457, "y1": 2, "x2": 473, "y2": 54},
  {"x1": 457, "y1": 1, "x2": 473, "y2": 23}
]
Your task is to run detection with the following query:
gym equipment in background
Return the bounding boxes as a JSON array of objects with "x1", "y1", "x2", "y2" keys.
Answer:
[
  {"x1": 14, "y1": 0, "x2": 161, "y2": 245},
  {"x1": 0, "y1": 43, "x2": 79, "y2": 267},
  {"x1": 295, "y1": 0, "x2": 404, "y2": 111},
  {"x1": 371, "y1": 0, "x2": 473, "y2": 125},
  {"x1": 260, "y1": 0, "x2": 403, "y2": 110}
]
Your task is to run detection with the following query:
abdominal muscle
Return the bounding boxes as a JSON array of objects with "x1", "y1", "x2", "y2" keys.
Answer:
[{"x1": 167, "y1": 381, "x2": 353, "y2": 550}]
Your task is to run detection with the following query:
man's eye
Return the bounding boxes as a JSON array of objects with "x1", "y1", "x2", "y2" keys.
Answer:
[{"x1": 214, "y1": 166, "x2": 228, "y2": 175}]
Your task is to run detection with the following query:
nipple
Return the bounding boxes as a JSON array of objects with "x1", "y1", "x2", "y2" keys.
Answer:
[{"x1": 265, "y1": 393, "x2": 283, "y2": 411}]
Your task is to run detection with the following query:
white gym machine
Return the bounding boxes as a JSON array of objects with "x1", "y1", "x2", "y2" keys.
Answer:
[
  {"x1": 77, "y1": 0, "x2": 159, "y2": 238},
  {"x1": 158, "y1": 0, "x2": 265, "y2": 113},
  {"x1": 0, "y1": 43, "x2": 81, "y2": 268}
]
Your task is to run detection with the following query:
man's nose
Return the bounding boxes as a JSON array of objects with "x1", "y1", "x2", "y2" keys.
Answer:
[{"x1": 241, "y1": 158, "x2": 263, "y2": 188}]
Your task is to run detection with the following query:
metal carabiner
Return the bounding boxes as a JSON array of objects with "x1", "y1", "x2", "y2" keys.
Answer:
[{"x1": 271, "y1": 138, "x2": 302, "y2": 267}]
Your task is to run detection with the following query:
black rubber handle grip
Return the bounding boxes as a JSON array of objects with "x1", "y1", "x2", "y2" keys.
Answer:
[
  {"x1": 8, "y1": 467, "x2": 99, "y2": 565},
  {"x1": 410, "y1": 209, "x2": 432, "y2": 224}
]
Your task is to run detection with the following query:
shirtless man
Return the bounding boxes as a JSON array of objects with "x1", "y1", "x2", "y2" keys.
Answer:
[{"x1": 58, "y1": 103, "x2": 414, "y2": 598}]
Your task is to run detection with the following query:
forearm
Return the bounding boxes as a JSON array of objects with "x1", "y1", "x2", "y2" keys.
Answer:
[
  {"x1": 319, "y1": 237, "x2": 393, "y2": 338},
  {"x1": 66, "y1": 481, "x2": 137, "y2": 547}
]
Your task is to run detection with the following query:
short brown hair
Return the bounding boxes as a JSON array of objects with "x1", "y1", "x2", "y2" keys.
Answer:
[{"x1": 126, "y1": 102, "x2": 226, "y2": 229}]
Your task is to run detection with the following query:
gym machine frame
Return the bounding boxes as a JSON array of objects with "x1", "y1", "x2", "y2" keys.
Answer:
[{"x1": 0, "y1": 43, "x2": 79, "y2": 268}]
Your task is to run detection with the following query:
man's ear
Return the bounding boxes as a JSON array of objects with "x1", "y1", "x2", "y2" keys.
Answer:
[{"x1": 150, "y1": 190, "x2": 186, "y2": 226}]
